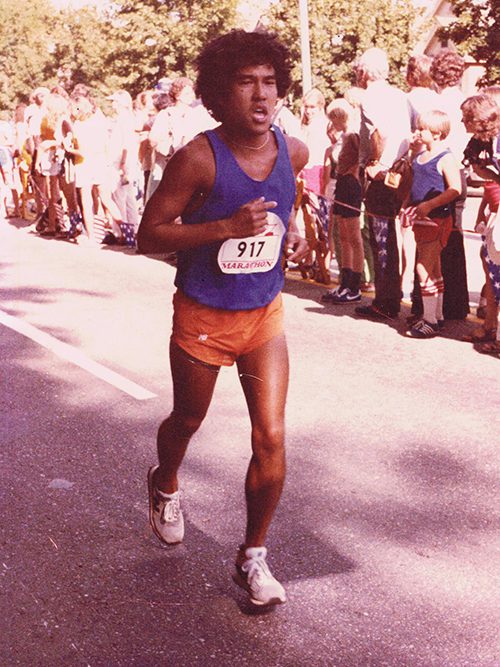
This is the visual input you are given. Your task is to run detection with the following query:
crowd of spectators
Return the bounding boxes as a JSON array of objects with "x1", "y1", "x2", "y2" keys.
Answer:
[
  {"x1": 0, "y1": 77, "x2": 217, "y2": 246},
  {"x1": 0, "y1": 45, "x2": 499, "y2": 353}
]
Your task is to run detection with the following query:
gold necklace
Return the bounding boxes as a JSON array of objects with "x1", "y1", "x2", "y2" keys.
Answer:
[{"x1": 224, "y1": 132, "x2": 271, "y2": 151}]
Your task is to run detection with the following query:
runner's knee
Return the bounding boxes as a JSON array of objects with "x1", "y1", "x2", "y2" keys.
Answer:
[
  {"x1": 160, "y1": 410, "x2": 205, "y2": 439},
  {"x1": 251, "y1": 424, "x2": 285, "y2": 457}
]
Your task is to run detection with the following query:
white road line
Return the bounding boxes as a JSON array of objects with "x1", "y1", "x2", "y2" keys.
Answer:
[{"x1": 0, "y1": 310, "x2": 157, "y2": 401}]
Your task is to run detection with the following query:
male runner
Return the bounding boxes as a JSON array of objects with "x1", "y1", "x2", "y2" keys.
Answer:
[{"x1": 137, "y1": 30, "x2": 308, "y2": 607}]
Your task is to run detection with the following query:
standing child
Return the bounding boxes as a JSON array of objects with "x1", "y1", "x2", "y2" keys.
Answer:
[
  {"x1": 405, "y1": 110, "x2": 461, "y2": 338},
  {"x1": 321, "y1": 100, "x2": 351, "y2": 266},
  {"x1": 321, "y1": 104, "x2": 363, "y2": 303}
]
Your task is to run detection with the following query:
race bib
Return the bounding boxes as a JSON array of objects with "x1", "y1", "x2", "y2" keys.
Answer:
[{"x1": 217, "y1": 212, "x2": 286, "y2": 274}]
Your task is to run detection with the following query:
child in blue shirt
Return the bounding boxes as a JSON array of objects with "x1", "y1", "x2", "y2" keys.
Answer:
[{"x1": 405, "y1": 110, "x2": 461, "y2": 338}]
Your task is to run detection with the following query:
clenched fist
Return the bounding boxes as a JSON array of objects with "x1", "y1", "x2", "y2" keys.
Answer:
[{"x1": 226, "y1": 197, "x2": 278, "y2": 238}]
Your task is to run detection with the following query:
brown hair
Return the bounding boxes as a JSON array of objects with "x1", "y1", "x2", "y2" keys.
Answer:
[
  {"x1": 430, "y1": 49, "x2": 465, "y2": 89},
  {"x1": 14, "y1": 103, "x2": 27, "y2": 123},
  {"x1": 326, "y1": 99, "x2": 351, "y2": 125},
  {"x1": 406, "y1": 55, "x2": 434, "y2": 89},
  {"x1": 135, "y1": 90, "x2": 154, "y2": 110},
  {"x1": 50, "y1": 85, "x2": 70, "y2": 100},
  {"x1": 461, "y1": 94, "x2": 500, "y2": 140}
]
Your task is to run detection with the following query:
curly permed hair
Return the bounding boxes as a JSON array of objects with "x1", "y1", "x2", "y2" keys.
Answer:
[
  {"x1": 430, "y1": 49, "x2": 465, "y2": 89},
  {"x1": 461, "y1": 94, "x2": 500, "y2": 140},
  {"x1": 195, "y1": 30, "x2": 292, "y2": 122}
]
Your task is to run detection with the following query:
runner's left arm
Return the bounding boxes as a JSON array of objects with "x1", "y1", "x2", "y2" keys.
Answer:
[{"x1": 284, "y1": 136, "x2": 310, "y2": 262}]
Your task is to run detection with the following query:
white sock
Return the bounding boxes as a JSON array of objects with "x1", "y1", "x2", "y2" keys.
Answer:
[
  {"x1": 422, "y1": 294, "x2": 438, "y2": 324},
  {"x1": 436, "y1": 291, "x2": 444, "y2": 321}
]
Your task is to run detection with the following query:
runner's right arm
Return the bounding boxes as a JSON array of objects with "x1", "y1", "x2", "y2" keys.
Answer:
[{"x1": 137, "y1": 135, "x2": 276, "y2": 255}]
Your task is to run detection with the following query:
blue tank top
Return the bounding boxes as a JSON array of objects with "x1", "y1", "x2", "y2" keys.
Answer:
[
  {"x1": 410, "y1": 149, "x2": 451, "y2": 217},
  {"x1": 175, "y1": 126, "x2": 296, "y2": 310}
]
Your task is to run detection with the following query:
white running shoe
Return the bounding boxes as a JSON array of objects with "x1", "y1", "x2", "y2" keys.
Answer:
[
  {"x1": 147, "y1": 465, "x2": 184, "y2": 545},
  {"x1": 233, "y1": 546, "x2": 286, "y2": 606}
]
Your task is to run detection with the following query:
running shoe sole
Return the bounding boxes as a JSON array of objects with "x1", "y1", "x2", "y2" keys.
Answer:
[{"x1": 232, "y1": 570, "x2": 286, "y2": 607}]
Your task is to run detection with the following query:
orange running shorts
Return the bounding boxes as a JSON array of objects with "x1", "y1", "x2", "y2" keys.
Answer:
[{"x1": 171, "y1": 290, "x2": 284, "y2": 366}]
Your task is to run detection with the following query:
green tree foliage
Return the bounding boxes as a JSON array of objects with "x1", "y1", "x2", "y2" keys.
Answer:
[
  {"x1": 439, "y1": 0, "x2": 500, "y2": 86},
  {"x1": 264, "y1": 0, "x2": 423, "y2": 102},
  {"x1": 0, "y1": 0, "x2": 240, "y2": 112},
  {"x1": 102, "y1": 0, "x2": 240, "y2": 97},
  {"x1": 0, "y1": 0, "x2": 425, "y2": 114},
  {"x1": 0, "y1": 0, "x2": 113, "y2": 113},
  {"x1": 50, "y1": 7, "x2": 114, "y2": 92},
  {"x1": 0, "y1": 0, "x2": 59, "y2": 111}
]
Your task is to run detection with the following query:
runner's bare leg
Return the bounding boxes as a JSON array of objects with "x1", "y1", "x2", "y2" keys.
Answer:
[
  {"x1": 154, "y1": 341, "x2": 220, "y2": 493},
  {"x1": 236, "y1": 334, "x2": 289, "y2": 558}
]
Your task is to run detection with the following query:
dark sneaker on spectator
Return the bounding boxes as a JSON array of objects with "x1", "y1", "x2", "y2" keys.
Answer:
[
  {"x1": 406, "y1": 319, "x2": 439, "y2": 338},
  {"x1": 329, "y1": 288, "x2": 361, "y2": 304},
  {"x1": 407, "y1": 313, "x2": 444, "y2": 330},
  {"x1": 320, "y1": 286, "x2": 343, "y2": 303},
  {"x1": 476, "y1": 305, "x2": 486, "y2": 319},
  {"x1": 101, "y1": 232, "x2": 118, "y2": 245},
  {"x1": 355, "y1": 304, "x2": 397, "y2": 321},
  {"x1": 147, "y1": 466, "x2": 184, "y2": 545},
  {"x1": 233, "y1": 546, "x2": 286, "y2": 606}
]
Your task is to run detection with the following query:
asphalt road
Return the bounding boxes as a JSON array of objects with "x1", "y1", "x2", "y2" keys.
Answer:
[{"x1": 1, "y1": 211, "x2": 499, "y2": 667}]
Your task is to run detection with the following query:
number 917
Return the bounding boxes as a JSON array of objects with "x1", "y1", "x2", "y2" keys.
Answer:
[{"x1": 238, "y1": 240, "x2": 265, "y2": 257}]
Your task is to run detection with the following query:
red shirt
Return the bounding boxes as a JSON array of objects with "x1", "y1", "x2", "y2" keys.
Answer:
[{"x1": 484, "y1": 181, "x2": 500, "y2": 212}]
